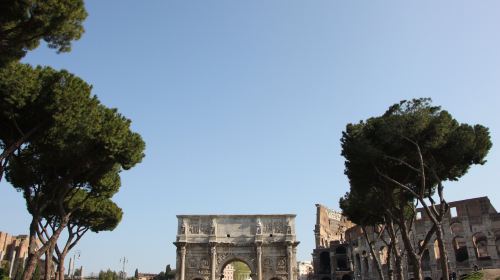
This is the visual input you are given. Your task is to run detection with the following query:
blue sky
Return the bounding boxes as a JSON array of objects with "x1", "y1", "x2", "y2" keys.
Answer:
[{"x1": 1, "y1": 0, "x2": 500, "y2": 276}]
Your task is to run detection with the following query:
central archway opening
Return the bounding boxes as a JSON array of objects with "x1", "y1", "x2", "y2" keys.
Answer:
[{"x1": 222, "y1": 261, "x2": 252, "y2": 280}]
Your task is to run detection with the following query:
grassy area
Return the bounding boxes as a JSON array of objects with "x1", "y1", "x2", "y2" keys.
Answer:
[{"x1": 461, "y1": 271, "x2": 483, "y2": 280}]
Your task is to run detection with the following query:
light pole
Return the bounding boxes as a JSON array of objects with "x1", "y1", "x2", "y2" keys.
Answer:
[
  {"x1": 71, "y1": 251, "x2": 81, "y2": 279},
  {"x1": 119, "y1": 257, "x2": 128, "y2": 280}
]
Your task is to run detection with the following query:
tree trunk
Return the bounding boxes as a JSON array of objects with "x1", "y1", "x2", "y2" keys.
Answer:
[
  {"x1": 23, "y1": 215, "x2": 42, "y2": 280},
  {"x1": 393, "y1": 249, "x2": 403, "y2": 280},
  {"x1": 57, "y1": 253, "x2": 67, "y2": 280},
  {"x1": 362, "y1": 226, "x2": 385, "y2": 280},
  {"x1": 398, "y1": 217, "x2": 422, "y2": 280},
  {"x1": 45, "y1": 246, "x2": 54, "y2": 280},
  {"x1": 435, "y1": 225, "x2": 449, "y2": 280},
  {"x1": 387, "y1": 224, "x2": 403, "y2": 280},
  {"x1": 56, "y1": 232, "x2": 78, "y2": 280},
  {"x1": 23, "y1": 218, "x2": 68, "y2": 280},
  {"x1": 386, "y1": 242, "x2": 393, "y2": 280},
  {"x1": 399, "y1": 229, "x2": 422, "y2": 280}
]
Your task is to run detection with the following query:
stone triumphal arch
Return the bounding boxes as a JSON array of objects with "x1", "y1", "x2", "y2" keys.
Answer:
[{"x1": 174, "y1": 215, "x2": 299, "y2": 280}]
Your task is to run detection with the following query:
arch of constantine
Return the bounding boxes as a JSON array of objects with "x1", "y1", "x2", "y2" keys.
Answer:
[{"x1": 173, "y1": 215, "x2": 299, "y2": 280}]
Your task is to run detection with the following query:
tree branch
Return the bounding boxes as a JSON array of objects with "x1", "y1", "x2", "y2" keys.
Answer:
[
  {"x1": 383, "y1": 155, "x2": 421, "y2": 173},
  {"x1": 377, "y1": 168, "x2": 439, "y2": 225},
  {"x1": 418, "y1": 224, "x2": 437, "y2": 256},
  {"x1": 0, "y1": 123, "x2": 42, "y2": 162}
]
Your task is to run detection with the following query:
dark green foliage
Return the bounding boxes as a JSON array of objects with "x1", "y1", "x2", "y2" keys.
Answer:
[
  {"x1": 134, "y1": 269, "x2": 139, "y2": 279},
  {"x1": 0, "y1": 0, "x2": 88, "y2": 66},
  {"x1": 1, "y1": 63, "x2": 145, "y2": 280},
  {"x1": 153, "y1": 266, "x2": 175, "y2": 280},
  {"x1": 342, "y1": 98, "x2": 491, "y2": 196},
  {"x1": 339, "y1": 188, "x2": 385, "y2": 226},
  {"x1": 165, "y1": 265, "x2": 175, "y2": 280},
  {"x1": 98, "y1": 270, "x2": 119, "y2": 280},
  {"x1": 341, "y1": 98, "x2": 491, "y2": 212},
  {"x1": 66, "y1": 190, "x2": 123, "y2": 233},
  {"x1": 340, "y1": 98, "x2": 492, "y2": 280},
  {"x1": 0, "y1": 267, "x2": 9, "y2": 280},
  {"x1": 4, "y1": 63, "x2": 145, "y2": 211},
  {"x1": 0, "y1": 62, "x2": 99, "y2": 182}
]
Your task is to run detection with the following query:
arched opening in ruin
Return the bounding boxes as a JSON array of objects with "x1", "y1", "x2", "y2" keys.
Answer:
[
  {"x1": 319, "y1": 251, "x2": 331, "y2": 274},
  {"x1": 355, "y1": 254, "x2": 361, "y2": 276},
  {"x1": 335, "y1": 245, "x2": 348, "y2": 271},
  {"x1": 362, "y1": 257, "x2": 369, "y2": 277},
  {"x1": 433, "y1": 240, "x2": 440, "y2": 263},
  {"x1": 453, "y1": 236, "x2": 469, "y2": 262},
  {"x1": 221, "y1": 260, "x2": 252, "y2": 280},
  {"x1": 336, "y1": 246, "x2": 347, "y2": 255},
  {"x1": 496, "y1": 237, "x2": 500, "y2": 256},
  {"x1": 473, "y1": 232, "x2": 490, "y2": 259},
  {"x1": 422, "y1": 250, "x2": 431, "y2": 271},
  {"x1": 341, "y1": 275, "x2": 352, "y2": 280},
  {"x1": 379, "y1": 246, "x2": 387, "y2": 265},
  {"x1": 336, "y1": 257, "x2": 348, "y2": 271}
]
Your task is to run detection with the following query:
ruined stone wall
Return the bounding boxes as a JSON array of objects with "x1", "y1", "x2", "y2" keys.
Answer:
[
  {"x1": 324, "y1": 197, "x2": 500, "y2": 280},
  {"x1": 0, "y1": 232, "x2": 30, "y2": 278},
  {"x1": 314, "y1": 204, "x2": 354, "y2": 249}
]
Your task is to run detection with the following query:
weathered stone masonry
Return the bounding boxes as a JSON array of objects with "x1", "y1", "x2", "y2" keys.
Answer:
[
  {"x1": 311, "y1": 197, "x2": 500, "y2": 280},
  {"x1": 174, "y1": 215, "x2": 299, "y2": 280}
]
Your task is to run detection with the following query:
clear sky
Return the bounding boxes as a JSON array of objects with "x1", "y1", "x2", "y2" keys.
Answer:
[{"x1": 1, "y1": 0, "x2": 500, "y2": 276}]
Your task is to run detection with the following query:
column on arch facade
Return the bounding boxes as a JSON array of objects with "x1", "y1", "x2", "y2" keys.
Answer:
[
  {"x1": 287, "y1": 243, "x2": 294, "y2": 280},
  {"x1": 179, "y1": 245, "x2": 186, "y2": 280},
  {"x1": 256, "y1": 243, "x2": 263, "y2": 280},
  {"x1": 210, "y1": 244, "x2": 217, "y2": 280}
]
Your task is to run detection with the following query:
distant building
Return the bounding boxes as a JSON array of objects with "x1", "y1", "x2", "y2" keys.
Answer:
[
  {"x1": 311, "y1": 197, "x2": 500, "y2": 280},
  {"x1": 297, "y1": 261, "x2": 313, "y2": 280},
  {"x1": 312, "y1": 204, "x2": 353, "y2": 280},
  {"x1": 137, "y1": 273, "x2": 158, "y2": 280},
  {"x1": 0, "y1": 231, "x2": 30, "y2": 278},
  {"x1": 314, "y1": 204, "x2": 354, "y2": 249},
  {"x1": 222, "y1": 263, "x2": 234, "y2": 280}
]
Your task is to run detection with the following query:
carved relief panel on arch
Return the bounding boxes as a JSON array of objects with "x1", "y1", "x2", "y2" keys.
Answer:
[
  {"x1": 262, "y1": 219, "x2": 288, "y2": 234},
  {"x1": 185, "y1": 219, "x2": 213, "y2": 235}
]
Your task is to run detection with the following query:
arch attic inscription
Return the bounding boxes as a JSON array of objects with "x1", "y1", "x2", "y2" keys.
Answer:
[{"x1": 174, "y1": 215, "x2": 299, "y2": 280}]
